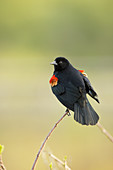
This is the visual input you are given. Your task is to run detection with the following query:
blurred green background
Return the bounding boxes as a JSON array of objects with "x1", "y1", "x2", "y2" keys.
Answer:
[{"x1": 0, "y1": 0, "x2": 113, "y2": 169}]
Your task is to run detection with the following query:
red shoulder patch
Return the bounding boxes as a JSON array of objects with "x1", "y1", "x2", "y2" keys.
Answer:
[
  {"x1": 78, "y1": 70, "x2": 85, "y2": 73},
  {"x1": 78, "y1": 70, "x2": 88, "y2": 77},
  {"x1": 49, "y1": 75, "x2": 58, "y2": 87}
]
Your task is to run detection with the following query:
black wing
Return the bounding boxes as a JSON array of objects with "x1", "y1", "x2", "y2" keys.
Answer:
[
  {"x1": 80, "y1": 73, "x2": 100, "y2": 103},
  {"x1": 51, "y1": 83, "x2": 65, "y2": 96}
]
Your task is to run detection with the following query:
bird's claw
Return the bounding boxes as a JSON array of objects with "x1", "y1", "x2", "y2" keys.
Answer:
[
  {"x1": 68, "y1": 112, "x2": 71, "y2": 116},
  {"x1": 65, "y1": 109, "x2": 71, "y2": 116}
]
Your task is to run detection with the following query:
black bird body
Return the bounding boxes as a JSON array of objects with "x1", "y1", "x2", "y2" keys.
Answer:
[
  {"x1": 52, "y1": 65, "x2": 84, "y2": 111},
  {"x1": 50, "y1": 57, "x2": 99, "y2": 126}
]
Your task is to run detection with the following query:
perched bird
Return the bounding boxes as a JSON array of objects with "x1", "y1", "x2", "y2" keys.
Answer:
[{"x1": 49, "y1": 57, "x2": 99, "y2": 126}]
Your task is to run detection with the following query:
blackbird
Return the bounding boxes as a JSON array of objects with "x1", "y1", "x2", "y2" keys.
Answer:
[{"x1": 49, "y1": 57, "x2": 99, "y2": 125}]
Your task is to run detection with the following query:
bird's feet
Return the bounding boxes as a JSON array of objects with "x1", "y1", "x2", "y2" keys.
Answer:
[{"x1": 65, "y1": 108, "x2": 71, "y2": 116}]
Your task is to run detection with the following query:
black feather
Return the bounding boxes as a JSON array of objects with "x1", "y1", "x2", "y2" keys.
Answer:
[
  {"x1": 82, "y1": 75, "x2": 100, "y2": 103},
  {"x1": 74, "y1": 99, "x2": 99, "y2": 125}
]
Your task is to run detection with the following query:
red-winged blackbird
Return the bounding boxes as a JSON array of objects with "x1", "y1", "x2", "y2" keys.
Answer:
[{"x1": 49, "y1": 57, "x2": 99, "y2": 126}]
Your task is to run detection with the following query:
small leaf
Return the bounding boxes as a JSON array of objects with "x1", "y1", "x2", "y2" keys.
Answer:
[
  {"x1": 64, "y1": 155, "x2": 67, "y2": 161},
  {"x1": 0, "y1": 144, "x2": 4, "y2": 154},
  {"x1": 49, "y1": 162, "x2": 52, "y2": 170}
]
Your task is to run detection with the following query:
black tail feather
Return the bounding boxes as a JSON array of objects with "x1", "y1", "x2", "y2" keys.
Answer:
[{"x1": 74, "y1": 100, "x2": 99, "y2": 126}]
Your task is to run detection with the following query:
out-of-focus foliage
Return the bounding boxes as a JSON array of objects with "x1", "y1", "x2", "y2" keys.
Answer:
[
  {"x1": 0, "y1": 144, "x2": 4, "y2": 154},
  {"x1": 0, "y1": 0, "x2": 113, "y2": 56}
]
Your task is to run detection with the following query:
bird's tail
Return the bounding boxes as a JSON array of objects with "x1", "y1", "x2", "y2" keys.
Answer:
[{"x1": 74, "y1": 100, "x2": 99, "y2": 125}]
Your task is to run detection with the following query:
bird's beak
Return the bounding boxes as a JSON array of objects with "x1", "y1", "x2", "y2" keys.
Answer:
[{"x1": 50, "y1": 61, "x2": 58, "y2": 65}]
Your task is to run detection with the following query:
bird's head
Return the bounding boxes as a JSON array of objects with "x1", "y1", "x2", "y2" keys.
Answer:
[{"x1": 50, "y1": 57, "x2": 69, "y2": 71}]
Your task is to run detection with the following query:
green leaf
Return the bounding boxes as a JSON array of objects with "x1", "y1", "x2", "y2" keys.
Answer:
[
  {"x1": 0, "y1": 144, "x2": 4, "y2": 154},
  {"x1": 49, "y1": 162, "x2": 52, "y2": 170},
  {"x1": 64, "y1": 155, "x2": 67, "y2": 161}
]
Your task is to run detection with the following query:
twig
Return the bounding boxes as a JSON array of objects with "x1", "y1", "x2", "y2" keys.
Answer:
[
  {"x1": 32, "y1": 110, "x2": 113, "y2": 169},
  {"x1": 31, "y1": 110, "x2": 69, "y2": 170},
  {"x1": 46, "y1": 151, "x2": 71, "y2": 170},
  {"x1": 96, "y1": 122, "x2": 113, "y2": 143},
  {"x1": 65, "y1": 159, "x2": 68, "y2": 170},
  {"x1": 0, "y1": 155, "x2": 6, "y2": 170}
]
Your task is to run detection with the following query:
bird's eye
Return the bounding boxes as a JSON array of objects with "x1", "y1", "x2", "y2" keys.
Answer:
[{"x1": 59, "y1": 61, "x2": 63, "y2": 64}]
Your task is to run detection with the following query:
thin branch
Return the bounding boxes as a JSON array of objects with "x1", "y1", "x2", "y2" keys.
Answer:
[
  {"x1": 96, "y1": 122, "x2": 113, "y2": 143},
  {"x1": 31, "y1": 110, "x2": 69, "y2": 170},
  {"x1": 32, "y1": 110, "x2": 113, "y2": 169},
  {"x1": 65, "y1": 159, "x2": 68, "y2": 170},
  {"x1": 0, "y1": 155, "x2": 6, "y2": 170},
  {"x1": 45, "y1": 151, "x2": 71, "y2": 170}
]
